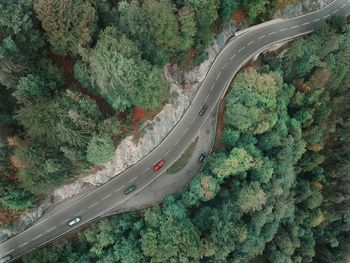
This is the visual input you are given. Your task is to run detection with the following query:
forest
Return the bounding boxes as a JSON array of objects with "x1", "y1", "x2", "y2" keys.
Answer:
[
  {"x1": 0, "y1": 0, "x2": 296, "y2": 224},
  {"x1": 21, "y1": 16, "x2": 350, "y2": 263}
]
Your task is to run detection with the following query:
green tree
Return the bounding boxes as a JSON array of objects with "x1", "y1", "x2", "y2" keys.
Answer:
[
  {"x1": 86, "y1": 134, "x2": 115, "y2": 165},
  {"x1": 33, "y1": 0, "x2": 97, "y2": 56}
]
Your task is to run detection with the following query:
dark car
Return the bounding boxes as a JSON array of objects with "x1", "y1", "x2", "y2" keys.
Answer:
[
  {"x1": 198, "y1": 153, "x2": 206, "y2": 163},
  {"x1": 0, "y1": 255, "x2": 12, "y2": 263},
  {"x1": 153, "y1": 160, "x2": 166, "y2": 171},
  {"x1": 199, "y1": 105, "x2": 208, "y2": 116},
  {"x1": 124, "y1": 185, "x2": 137, "y2": 195}
]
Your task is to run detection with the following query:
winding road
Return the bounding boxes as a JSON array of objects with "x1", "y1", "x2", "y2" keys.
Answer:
[{"x1": 1, "y1": 0, "x2": 350, "y2": 261}]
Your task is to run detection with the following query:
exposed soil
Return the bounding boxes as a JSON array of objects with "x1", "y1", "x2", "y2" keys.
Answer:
[
  {"x1": 131, "y1": 107, "x2": 161, "y2": 139},
  {"x1": 213, "y1": 100, "x2": 226, "y2": 152},
  {"x1": 232, "y1": 8, "x2": 247, "y2": 25},
  {"x1": 48, "y1": 53, "x2": 114, "y2": 117},
  {"x1": 0, "y1": 210, "x2": 20, "y2": 225}
]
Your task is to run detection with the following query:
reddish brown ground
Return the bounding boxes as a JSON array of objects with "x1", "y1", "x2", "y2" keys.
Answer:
[
  {"x1": 213, "y1": 100, "x2": 226, "y2": 152},
  {"x1": 130, "y1": 107, "x2": 161, "y2": 139},
  {"x1": 48, "y1": 53, "x2": 114, "y2": 116},
  {"x1": 0, "y1": 210, "x2": 21, "y2": 225},
  {"x1": 232, "y1": 8, "x2": 247, "y2": 25}
]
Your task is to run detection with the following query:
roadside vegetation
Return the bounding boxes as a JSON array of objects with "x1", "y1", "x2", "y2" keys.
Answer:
[
  {"x1": 167, "y1": 137, "x2": 199, "y2": 174},
  {"x1": 23, "y1": 17, "x2": 350, "y2": 263},
  {"x1": 0, "y1": 0, "x2": 299, "y2": 224}
]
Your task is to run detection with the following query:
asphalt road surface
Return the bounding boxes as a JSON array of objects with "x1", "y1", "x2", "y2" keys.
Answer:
[{"x1": 1, "y1": 0, "x2": 350, "y2": 261}]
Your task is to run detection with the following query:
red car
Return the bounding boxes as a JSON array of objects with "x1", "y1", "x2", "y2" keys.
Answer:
[{"x1": 153, "y1": 160, "x2": 166, "y2": 171}]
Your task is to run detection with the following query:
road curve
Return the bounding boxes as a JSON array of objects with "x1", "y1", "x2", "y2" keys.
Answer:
[{"x1": 1, "y1": 0, "x2": 350, "y2": 261}]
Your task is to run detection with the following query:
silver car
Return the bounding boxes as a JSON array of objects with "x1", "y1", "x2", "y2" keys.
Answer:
[
  {"x1": 0, "y1": 255, "x2": 12, "y2": 263},
  {"x1": 68, "y1": 217, "x2": 81, "y2": 226}
]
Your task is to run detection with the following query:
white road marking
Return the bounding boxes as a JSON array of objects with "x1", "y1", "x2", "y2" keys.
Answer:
[
  {"x1": 268, "y1": 31, "x2": 277, "y2": 35},
  {"x1": 333, "y1": 9, "x2": 338, "y2": 14},
  {"x1": 216, "y1": 72, "x2": 221, "y2": 80},
  {"x1": 164, "y1": 148, "x2": 172, "y2": 156},
  {"x1": 60, "y1": 219, "x2": 69, "y2": 225},
  {"x1": 257, "y1": 35, "x2": 266, "y2": 39},
  {"x1": 88, "y1": 202, "x2": 98, "y2": 209},
  {"x1": 341, "y1": 4, "x2": 346, "y2": 8},
  {"x1": 19, "y1": 242, "x2": 29, "y2": 248},
  {"x1": 204, "y1": 93, "x2": 210, "y2": 103},
  {"x1": 182, "y1": 128, "x2": 189, "y2": 136},
  {"x1": 4, "y1": 249, "x2": 14, "y2": 254},
  {"x1": 210, "y1": 83, "x2": 215, "y2": 91},
  {"x1": 143, "y1": 167, "x2": 150, "y2": 173},
  {"x1": 279, "y1": 28, "x2": 288, "y2": 32},
  {"x1": 46, "y1": 226, "x2": 56, "y2": 233},
  {"x1": 102, "y1": 193, "x2": 112, "y2": 200},
  {"x1": 129, "y1": 176, "x2": 137, "y2": 183},
  {"x1": 247, "y1": 40, "x2": 254, "y2": 45},
  {"x1": 230, "y1": 54, "x2": 236, "y2": 60},
  {"x1": 238, "y1": 47, "x2": 245, "y2": 53},
  {"x1": 116, "y1": 185, "x2": 124, "y2": 192},
  {"x1": 222, "y1": 63, "x2": 228, "y2": 70},
  {"x1": 313, "y1": 18, "x2": 320, "y2": 22},
  {"x1": 290, "y1": 25, "x2": 299, "y2": 29},
  {"x1": 174, "y1": 138, "x2": 181, "y2": 146},
  {"x1": 324, "y1": 14, "x2": 330, "y2": 18},
  {"x1": 302, "y1": 22, "x2": 310, "y2": 25},
  {"x1": 33, "y1": 234, "x2": 42, "y2": 241},
  {"x1": 77, "y1": 209, "x2": 85, "y2": 215}
]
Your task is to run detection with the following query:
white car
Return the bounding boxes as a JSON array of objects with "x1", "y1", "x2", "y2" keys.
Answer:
[
  {"x1": 0, "y1": 255, "x2": 12, "y2": 263},
  {"x1": 68, "y1": 217, "x2": 81, "y2": 226}
]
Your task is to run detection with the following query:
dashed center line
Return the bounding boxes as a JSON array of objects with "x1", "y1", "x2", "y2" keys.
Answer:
[
  {"x1": 174, "y1": 138, "x2": 181, "y2": 146},
  {"x1": 210, "y1": 83, "x2": 215, "y2": 91},
  {"x1": 88, "y1": 202, "x2": 98, "y2": 209},
  {"x1": 19, "y1": 242, "x2": 29, "y2": 248},
  {"x1": 268, "y1": 31, "x2": 277, "y2": 35},
  {"x1": 313, "y1": 18, "x2": 320, "y2": 22},
  {"x1": 238, "y1": 47, "x2": 245, "y2": 53},
  {"x1": 216, "y1": 72, "x2": 221, "y2": 80},
  {"x1": 77, "y1": 209, "x2": 85, "y2": 215},
  {"x1": 341, "y1": 4, "x2": 346, "y2": 8},
  {"x1": 290, "y1": 25, "x2": 299, "y2": 29},
  {"x1": 247, "y1": 40, "x2": 254, "y2": 45},
  {"x1": 165, "y1": 148, "x2": 172, "y2": 156},
  {"x1": 332, "y1": 9, "x2": 338, "y2": 14},
  {"x1": 204, "y1": 93, "x2": 210, "y2": 103},
  {"x1": 143, "y1": 167, "x2": 150, "y2": 173},
  {"x1": 222, "y1": 63, "x2": 228, "y2": 70},
  {"x1": 279, "y1": 28, "x2": 288, "y2": 32},
  {"x1": 324, "y1": 14, "x2": 330, "y2": 18},
  {"x1": 230, "y1": 54, "x2": 236, "y2": 60},
  {"x1": 129, "y1": 176, "x2": 138, "y2": 183},
  {"x1": 60, "y1": 219, "x2": 69, "y2": 225},
  {"x1": 33, "y1": 234, "x2": 42, "y2": 241},
  {"x1": 102, "y1": 193, "x2": 112, "y2": 200},
  {"x1": 46, "y1": 226, "x2": 56, "y2": 233},
  {"x1": 182, "y1": 127, "x2": 189, "y2": 136},
  {"x1": 116, "y1": 185, "x2": 124, "y2": 192},
  {"x1": 302, "y1": 22, "x2": 310, "y2": 25},
  {"x1": 257, "y1": 35, "x2": 266, "y2": 39}
]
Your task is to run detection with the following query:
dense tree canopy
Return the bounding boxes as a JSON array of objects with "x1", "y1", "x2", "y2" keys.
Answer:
[{"x1": 24, "y1": 17, "x2": 350, "y2": 263}]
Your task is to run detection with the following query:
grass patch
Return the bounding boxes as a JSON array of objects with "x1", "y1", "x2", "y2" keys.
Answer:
[{"x1": 167, "y1": 137, "x2": 199, "y2": 174}]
